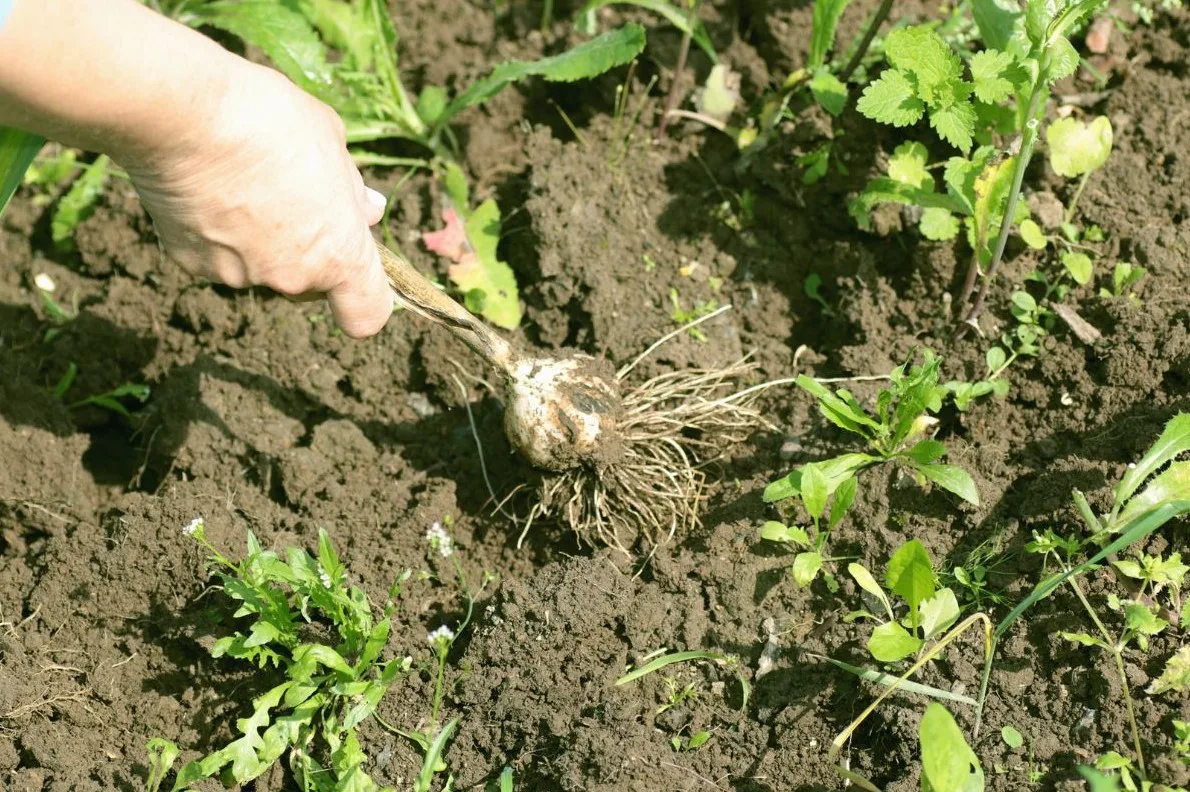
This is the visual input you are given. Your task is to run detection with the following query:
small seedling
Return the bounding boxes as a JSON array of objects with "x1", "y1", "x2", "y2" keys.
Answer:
[
  {"x1": 68, "y1": 382, "x2": 151, "y2": 417},
  {"x1": 657, "y1": 676, "x2": 699, "y2": 715},
  {"x1": 804, "y1": 272, "x2": 835, "y2": 316},
  {"x1": 848, "y1": 539, "x2": 961, "y2": 662},
  {"x1": 616, "y1": 650, "x2": 751, "y2": 713},
  {"x1": 670, "y1": 730, "x2": 711, "y2": 752},
  {"x1": 668, "y1": 288, "x2": 719, "y2": 342},
  {"x1": 1100, "y1": 261, "x2": 1146, "y2": 302},
  {"x1": 146, "y1": 522, "x2": 411, "y2": 791},
  {"x1": 943, "y1": 537, "x2": 1013, "y2": 608}
]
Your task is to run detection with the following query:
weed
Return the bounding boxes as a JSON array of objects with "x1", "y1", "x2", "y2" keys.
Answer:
[
  {"x1": 616, "y1": 649, "x2": 751, "y2": 712},
  {"x1": 1101, "y1": 261, "x2": 1146, "y2": 302},
  {"x1": 69, "y1": 382, "x2": 151, "y2": 417},
  {"x1": 668, "y1": 287, "x2": 719, "y2": 341},
  {"x1": 0, "y1": 127, "x2": 45, "y2": 218},
  {"x1": 942, "y1": 536, "x2": 1013, "y2": 608},
  {"x1": 657, "y1": 676, "x2": 699, "y2": 715},
  {"x1": 146, "y1": 522, "x2": 411, "y2": 790},
  {"x1": 762, "y1": 350, "x2": 978, "y2": 585},
  {"x1": 670, "y1": 730, "x2": 711, "y2": 752}
]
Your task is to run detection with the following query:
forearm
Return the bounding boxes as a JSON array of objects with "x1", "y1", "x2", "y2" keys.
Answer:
[{"x1": 0, "y1": 0, "x2": 241, "y2": 169}]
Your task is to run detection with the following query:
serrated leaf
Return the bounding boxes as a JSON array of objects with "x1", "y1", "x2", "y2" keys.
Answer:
[
  {"x1": 1115, "y1": 414, "x2": 1190, "y2": 506},
  {"x1": 1147, "y1": 645, "x2": 1190, "y2": 694},
  {"x1": 868, "y1": 620, "x2": 922, "y2": 661},
  {"x1": 51, "y1": 155, "x2": 111, "y2": 250},
  {"x1": 930, "y1": 101, "x2": 977, "y2": 153},
  {"x1": 1062, "y1": 250, "x2": 1094, "y2": 285},
  {"x1": 886, "y1": 539, "x2": 936, "y2": 616},
  {"x1": 905, "y1": 439, "x2": 947, "y2": 464},
  {"x1": 810, "y1": 0, "x2": 853, "y2": 68},
  {"x1": 919, "y1": 588, "x2": 960, "y2": 640},
  {"x1": 1046, "y1": 35, "x2": 1080, "y2": 82},
  {"x1": 920, "y1": 703, "x2": 984, "y2": 792},
  {"x1": 920, "y1": 207, "x2": 961, "y2": 240},
  {"x1": 792, "y1": 551, "x2": 824, "y2": 587},
  {"x1": 887, "y1": 141, "x2": 932, "y2": 190},
  {"x1": 1047, "y1": 116, "x2": 1113, "y2": 178},
  {"x1": 1019, "y1": 218, "x2": 1047, "y2": 249},
  {"x1": 810, "y1": 69, "x2": 848, "y2": 116},
  {"x1": 423, "y1": 203, "x2": 522, "y2": 329},
  {"x1": 972, "y1": 0, "x2": 1023, "y2": 50},
  {"x1": 969, "y1": 49, "x2": 1016, "y2": 103},
  {"x1": 856, "y1": 70, "x2": 925, "y2": 127},
  {"x1": 849, "y1": 562, "x2": 894, "y2": 620},
  {"x1": 885, "y1": 26, "x2": 963, "y2": 91},
  {"x1": 1125, "y1": 602, "x2": 1167, "y2": 636},
  {"x1": 445, "y1": 25, "x2": 645, "y2": 121}
]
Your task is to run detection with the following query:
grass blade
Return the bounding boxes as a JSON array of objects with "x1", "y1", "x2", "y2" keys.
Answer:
[
  {"x1": 575, "y1": 0, "x2": 716, "y2": 63},
  {"x1": 817, "y1": 654, "x2": 977, "y2": 705},
  {"x1": 616, "y1": 649, "x2": 750, "y2": 711},
  {"x1": 0, "y1": 127, "x2": 45, "y2": 216},
  {"x1": 809, "y1": 0, "x2": 852, "y2": 69}
]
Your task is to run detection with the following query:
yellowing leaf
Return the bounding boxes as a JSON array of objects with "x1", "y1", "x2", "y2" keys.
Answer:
[
  {"x1": 1147, "y1": 644, "x2": 1190, "y2": 695},
  {"x1": 887, "y1": 141, "x2": 932, "y2": 190},
  {"x1": 695, "y1": 64, "x2": 740, "y2": 123},
  {"x1": 1047, "y1": 116, "x2": 1113, "y2": 178},
  {"x1": 422, "y1": 203, "x2": 522, "y2": 329},
  {"x1": 1019, "y1": 218, "x2": 1047, "y2": 249}
]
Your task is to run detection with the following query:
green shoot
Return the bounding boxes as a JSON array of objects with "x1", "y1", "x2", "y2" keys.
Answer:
[
  {"x1": 815, "y1": 654, "x2": 977, "y2": 705},
  {"x1": 1001, "y1": 725, "x2": 1024, "y2": 749},
  {"x1": 146, "y1": 522, "x2": 412, "y2": 791},
  {"x1": 670, "y1": 730, "x2": 712, "y2": 752},
  {"x1": 50, "y1": 154, "x2": 112, "y2": 250},
  {"x1": 0, "y1": 126, "x2": 45, "y2": 217},
  {"x1": 500, "y1": 766, "x2": 515, "y2": 792},
  {"x1": 657, "y1": 676, "x2": 699, "y2": 715},
  {"x1": 575, "y1": 0, "x2": 716, "y2": 62},
  {"x1": 668, "y1": 288, "x2": 719, "y2": 341},
  {"x1": 616, "y1": 649, "x2": 750, "y2": 712},
  {"x1": 804, "y1": 273, "x2": 835, "y2": 316},
  {"x1": 848, "y1": 539, "x2": 962, "y2": 663},
  {"x1": 69, "y1": 382, "x2": 151, "y2": 417},
  {"x1": 1100, "y1": 261, "x2": 1146, "y2": 301},
  {"x1": 920, "y1": 702, "x2": 985, "y2": 792}
]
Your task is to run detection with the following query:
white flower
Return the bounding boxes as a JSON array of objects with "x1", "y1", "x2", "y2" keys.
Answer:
[
  {"x1": 425, "y1": 521, "x2": 453, "y2": 558},
  {"x1": 427, "y1": 625, "x2": 456, "y2": 645},
  {"x1": 319, "y1": 569, "x2": 334, "y2": 588},
  {"x1": 182, "y1": 517, "x2": 204, "y2": 537},
  {"x1": 34, "y1": 273, "x2": 56, "y2": 293}
]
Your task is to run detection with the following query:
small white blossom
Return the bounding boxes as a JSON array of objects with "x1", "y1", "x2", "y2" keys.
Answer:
[
  {"x1": 319, "y1": 569, "x2": 334, "y2": 589},
  {"x1": 427, "y1": 625, "x2": 456, "y2": 644},
  {"x1": 425, "y1": 521, "x2": 453, "y2": 558},
  {"x1": 34, "y1": 273, "x2": 56, "y2": 293},
  {"x1": 183, "y1": 516, "x2": 204, "y2": 537}
]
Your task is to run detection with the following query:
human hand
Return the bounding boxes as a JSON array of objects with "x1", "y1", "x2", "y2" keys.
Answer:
[{"x1": 125, "y1": 64, "x2": 393, "y2": 338}]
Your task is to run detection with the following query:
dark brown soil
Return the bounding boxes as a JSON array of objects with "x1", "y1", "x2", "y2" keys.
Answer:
[{"x1": 3, "y1": 1, "x2": 1190, "y2": 791}]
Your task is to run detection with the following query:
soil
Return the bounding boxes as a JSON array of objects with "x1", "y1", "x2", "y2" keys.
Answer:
[{"x1": 3, "y1": 1, "x2": 1190, "y2": 790}]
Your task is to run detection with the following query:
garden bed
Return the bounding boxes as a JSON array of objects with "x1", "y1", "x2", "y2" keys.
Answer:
[{"x1": 2, "y1": 0, "x2": 1190, "y2": 789}]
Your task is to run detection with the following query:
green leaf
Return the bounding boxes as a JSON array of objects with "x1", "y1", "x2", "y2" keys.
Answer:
[
  {"x1": 796, "y1": 375, "x2": 881, "y2": 434},
  {"x1": 1124, "y1": 602, "x2": 1166, "y2": 636},
  {"x1": 969, "y1": 49, "x2": 1016, "y2": 104},
  {"x1": 1001, "y1": 725, "x2": 1024, "y2": 749},
  {"x1": 887, "y1": 141, "x2": 932, "y2": 190},
  {"x1": 696, "y1": 65, "x2": 739, "y2": 123},
  {"x1": 1061, "y1": 631, "x2": 1105, "y2": 647},
  {"x1": 971, "y1": 0, "x2": 1023, "y2": 51},
  {"x1": 919, "y1": 588, "x2": 960, "y2": 640},
  {"x1": 930, "y1": 101, "x2": 977, "y2": 153},
  {"x1": 1047, "y1": 116, "x2": 1113, "y2": 178},
  {"x1": 1046, "y1": 35, "x2": 1080, "y2": 83},
  {"x1": 856, "y1": 70, "x2": 925, "y2": 127},
  {"x1": 920, "y1": 703, "x2": 984, "y2": 792},
  {"x1": 444, "y1": 25, "x2": 646, "y2": 123},
  {"x1": 904, "y1": 439, "x2": 947, "y2": 465},
  {"x1": 849, "y1": 562, "x2": 894, "y2": 621},
  {"x1": 920, "y1": 207, "x2": 961, "y2": 240},
  {"x1": 1061, "y1": 250, "x2": 1094, "y2": 285},
  {"x1": 801, "y1": 462, "x2": 829, "y2": 522},
  {"x1": 191, "y1": 1, "x2": 339, "y2": 104},
  {"x1": 1019, "y1": 218, "x2": 1047, "y2": 249},
  {"x1": 0, "y1": 127, "x2": 44, "y2": 217},
  {"x1": 886, "y1": 539, "x2": 936, "y2": 618},
  {"x1": 884, "y1": 26, "x2": 963, "y2": 92},
  {"x1": 809, "y1": 0, "x2": 853, "y2": 68},
  {"x1": 1079, "y1": 766, "x2": 1123, "y2": 792},
  {"x1": 828, "y1": 474, "x2": 858, "y2": 529},
  {"x1": 51, "y1": 155, "x2": 111, "y2": 250},
  {"x1": 575, "y1": 1, "x2": 716, "y2": 63},
  {"x1": 849, "y1": 176, "x2": 965, "y2": 230},
  {"x1": 792, "y1": 551, "x2": 824, "y2": 588},
  {"x1": 1115, "y1": 414, "x2": 1190, "y2": 506},
  {"x1": 759, "y1": 521, "x2": 810, "y2": 545},
  {"x1": 913, "y1": 462, "x2": 981, "y2": 505},
  {"x1": 987, "y1": 346, "x2": 1008, "y2": 371},
  {"x1": 868, "y1": 620, "x2": 922, "y2": 662},
  {"x1": 810, "y1": 70, "x2": 848, "y2": 116},
  {"x1": 1147, "y1": 645, "x2": 1190, "y2": 695},
  {"x1": 423, "y1": 202, "x2": 523, "y2": 329}
]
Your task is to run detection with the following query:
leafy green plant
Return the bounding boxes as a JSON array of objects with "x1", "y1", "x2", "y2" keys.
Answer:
[
  {"x1": 616, "y1": 649, "x2": 751, "y2": 712},
  {"x1": 191, "y1": 0, "x2": 644, "y2": 328},
  {"x1": 920, "y1": 702, "x2": 984, "y2": 792},
  {"x1": 49, "y1": 154, "x2": 112, "y2": 251},
  {"x1": 147, "y1": 522, "x2": 411, "y2": 791},
  {"x1": 848, "y1": 539, "x2": 962, "y2": 662},
  {"x1": 670, "y1": 730, "x2": 711, "y2": 752},
  {"x1": 69, "y1": 382, "x2": 151, "y2": 417},
  {"x1": 1100, "y1": 261, "x2": 1146, "y2": 302},
  {"x1": 668, "y1": 287, "x2": 718, "y2": 341},
  {"x1": 0, "y1": 127, "x2": 45, "y2": 218},
  {"x1": 575, "y1": 0, "x2": 716, "y2": 62}
]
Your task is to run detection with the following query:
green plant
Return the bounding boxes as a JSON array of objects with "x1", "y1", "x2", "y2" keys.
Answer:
[
  {"x1": 657, "y1": 676, "x2": 699, "y2": 715},
  {"x1": 670, "y1": 730, "x2": 711, "y2": 752},
  {"x1": 616, "y1": 650, "x2": 751, "y2": 712},
  {"x1": 575, "y1": 0, "x2": 715, "y2": 62},
  {"x1": 942, "y1": 536, "x2": 1012, "y2": 608},
  {"x1": 668, "y1": 287, "x2": 718, "y2": 341},
  {"x1": 69, "y1": 382, "x2": 151, "y2": 417},
  {"x1": 1174, "y1": 720, "x2": 1190, "y2": 765},
  {"x1": 192, "y1": 0, "x2": 644, "y2": 328},
  {"x1": 847, "y1": 539, "x2": 961, "y2": 662},
  {"x1": 920, "y1": 702, "x2": 984, "y2": 792},
  {"x1": 0, "y1": 127, "x2": 45, "y2": 218},
  {"x1": 1100, "y1": 261, "x2": 1146, "y2": 302},
  {"x1": 146, "y1": 522, "x2": 411, "y2": 790}
]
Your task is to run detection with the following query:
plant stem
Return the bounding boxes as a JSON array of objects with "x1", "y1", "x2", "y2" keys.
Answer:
[
  {"x1": 1064, "y1": 170, "x2": 1091, "y2": 225},
  {"x1": 656, "y1": 1, "x2": 699, "y2": 141},
  {"x1": 540, "y1": 0, "x2": 554, "y2": 32},
  {"x1": 430, "y1": 647, "x2": 447, "y2": 726},
  {"x1": 838, "y1": 0, "x2": 895, "y2": 83},
  {"x1": 959, "y1": 80, "x2": 1047, "y2": 326}
]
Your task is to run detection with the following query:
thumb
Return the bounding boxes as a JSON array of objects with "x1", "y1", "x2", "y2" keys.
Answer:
[{"x1": 327, "y1": 241, "x2": 394, "y2": 339}]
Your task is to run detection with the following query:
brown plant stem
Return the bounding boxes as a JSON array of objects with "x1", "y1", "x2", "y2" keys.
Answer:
[
  {"x1": 838, "y1": 0, "x2": 896, "y2": 83},
  {"x1": 656, "y1": 1, "x2": 699, "y2": 141}
]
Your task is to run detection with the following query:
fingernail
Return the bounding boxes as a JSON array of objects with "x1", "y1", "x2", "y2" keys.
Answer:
[{"x1": 365, "y1": 187, "x2": 387, "y2": 212}]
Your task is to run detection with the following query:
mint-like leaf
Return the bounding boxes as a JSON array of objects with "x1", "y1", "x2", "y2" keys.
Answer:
[{"x1": 857, "y1": 70, "x2": 925, "y2": 127}]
